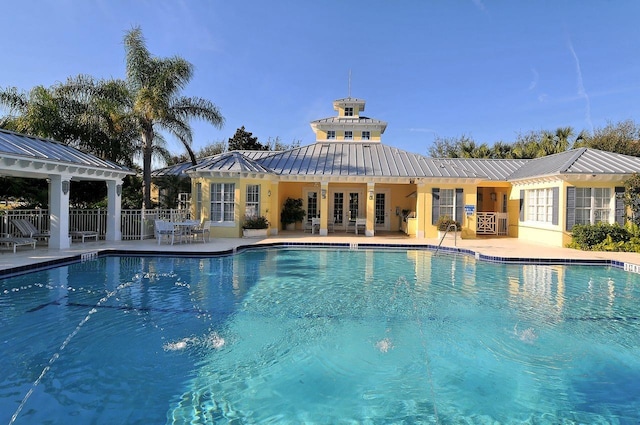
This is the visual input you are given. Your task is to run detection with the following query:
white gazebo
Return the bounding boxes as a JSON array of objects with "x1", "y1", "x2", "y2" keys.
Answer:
[{"x1": 0, "y1": 129, "x2": 136, "y2": 249}]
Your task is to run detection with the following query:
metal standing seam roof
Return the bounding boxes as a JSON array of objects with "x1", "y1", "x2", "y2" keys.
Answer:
[
  {"x1": 254, "y1": 142, "x2": 507, "y2": 179},
  {"x1": 152, "y1": 143, "x2": 640, "y2": 182},
  {"x1": 152, "y1": 150, "x2": 278, "y2": 177},
  {"x1": 507, "y1": 148, "x2": 640, "y2": 180},
  {"x1": 187, "y1": 151, "x2": 275, "y2": 174},
  {"x1": 0, "y1": 128, "x2": 133, "y2": 173}
]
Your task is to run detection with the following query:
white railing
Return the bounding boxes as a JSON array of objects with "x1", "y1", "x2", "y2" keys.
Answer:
[
  {"x1": 1, "y1": 208, "x2": 191, "y2": 241},
  {"x1": 476, "y1": 212, "x2": 508, "y2": 235}
]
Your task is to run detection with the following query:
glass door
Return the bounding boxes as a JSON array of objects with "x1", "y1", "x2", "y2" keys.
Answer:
[
  {"x1": 332, "y1": 192, "x2": 344, "y2": 230},
  {"x1": 375, "y1": 192, "x2": 388, "y2": 229}
]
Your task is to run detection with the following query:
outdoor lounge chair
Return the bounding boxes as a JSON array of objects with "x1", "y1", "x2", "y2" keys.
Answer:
[
  {"x1": 0, "y1": 234, "x2": 37, "y2": 253},
  {"x1": 69, "y1": 230, "x2": 99, "y2": 243},
  {"x1": 10, "y1": 219, "x2": 50, "y2": 241}
]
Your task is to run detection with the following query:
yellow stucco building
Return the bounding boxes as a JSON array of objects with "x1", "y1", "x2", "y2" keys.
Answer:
[{"x1": 179, "y1": 96, "x2": 640, "y2": 247}]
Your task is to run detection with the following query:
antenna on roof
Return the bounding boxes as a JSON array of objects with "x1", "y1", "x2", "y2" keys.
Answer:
[{"x1": 348, "y1": 69, "x2": 352, "y2": 98}]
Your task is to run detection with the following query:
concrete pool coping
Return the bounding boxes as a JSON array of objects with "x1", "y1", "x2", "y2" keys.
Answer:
[{"x1": 2, "y1": 232, "x2": 640, "y2": 277}]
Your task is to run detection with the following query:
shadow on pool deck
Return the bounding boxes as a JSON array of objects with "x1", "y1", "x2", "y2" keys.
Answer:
[{"x1": 2, "y1": 231, "x2": 640, "y2": 274}]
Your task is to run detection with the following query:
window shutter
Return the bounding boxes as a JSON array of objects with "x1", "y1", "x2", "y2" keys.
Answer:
[
  {"x1": 615, "y1": 186, "x2": 626, "y2": 225},
  {"x1": 519, "y1": 190, "x2": 525, "y2": 222},
  {"x1": 455, "y1": 188, "x2": 463, "y2": 222},
  {"x1": 566, "y1": 187, "x2": 575, "y2": 230},
  {"x1": 552, "y1": 187, "x2": 559, "y2": 225},
  {"x1": 432, "y1": 188, "x2": 440, "y2": 225}
]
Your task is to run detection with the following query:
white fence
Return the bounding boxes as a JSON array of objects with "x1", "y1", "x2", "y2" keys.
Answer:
[
  {"x1": 0, "y1": 208, "x2": 191, "y2": 241},
  {"x1": 476, "y1": 212, "x2": 508, "y2": 235}
]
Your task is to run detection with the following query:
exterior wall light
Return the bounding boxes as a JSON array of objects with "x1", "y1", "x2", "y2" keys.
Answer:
[
  {"x1": 116, "y1": 184, "x2": 122, "y2": 196},
  {"x1": 369, "y1": 190, "x2": 374, "y2": 200},
  {"x1": 267, "y1": 189, "x2": 271, "y2": 197},
  {"x1": 321, "y1": 189, "x2": 326, "y2": 199},
  {"x1": 62, "y1": 180, "x2": 70, "y2": 195}
]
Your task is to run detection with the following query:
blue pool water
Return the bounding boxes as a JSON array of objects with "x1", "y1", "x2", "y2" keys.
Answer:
[{"x1": 1, "y1": 248, "x2": 640, "y2": 424}]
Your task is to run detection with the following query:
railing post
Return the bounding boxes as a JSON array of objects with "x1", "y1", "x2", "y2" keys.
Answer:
[{"x1": 140, "y1": 206, "x2": 145, "y2": 241}]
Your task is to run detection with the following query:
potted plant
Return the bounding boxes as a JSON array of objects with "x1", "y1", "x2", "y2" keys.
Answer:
[
  {"x1": 280, "y1": 197, "x2": 306, "y2": 230},
  {"x1": 436, "y1": 215, "x2": 461, "y2": 239},
  {"x1": 242, "y1": 215, "x2": 269, "y2": 238}
]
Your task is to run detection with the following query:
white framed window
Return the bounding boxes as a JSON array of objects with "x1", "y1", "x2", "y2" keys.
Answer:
[
  {"x1": 576, "y1": 187, "x2": 611, "y2": 225},
  {"x1": 210, "y1": 183, "x2": 235, "y2": 223},
  {"x1": 362, "y1": 131, "x2": 370, "y2": 140},
  {"x1": 344, "y1": 107, "x2": 353, "y2": 117},
  {"x1": 344, "y1": 131, "x2": 353, "y2": 140},
  {"x1": 327, "y1": 130, "x2": 336, "y2": 140},
  {"x1": 245, "y1": 184, "x2": 260, "y2": 217},
  {"x1": 439, "y1": 189, "x2": 455, "y2": 218},
  {"x1": 526, "y1": 188, "x2": 554, "y2": 223}
]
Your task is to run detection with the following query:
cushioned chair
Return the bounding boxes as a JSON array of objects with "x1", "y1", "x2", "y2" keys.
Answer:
[
  {"x1": 155, "y1": 220, "x2": 182, "y2": 245},
  {"x1": 190, "y1": 220, "x2": 212, "y2": 243}
]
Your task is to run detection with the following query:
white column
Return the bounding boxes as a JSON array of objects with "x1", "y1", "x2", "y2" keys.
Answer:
[
  {"x1": 106, "y1": 179, "x2": 123, "y2": 241},
  {"x1": 49, "y1": 175, "x2": 71, "y2": 249},
  {"x1": 319, "y1": 182, "x2": 329, "y2": 236},
  {"x1": 366, "y1": 182, "x2": 375, "y2": 237}
]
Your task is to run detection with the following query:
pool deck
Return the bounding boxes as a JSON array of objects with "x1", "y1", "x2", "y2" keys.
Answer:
[{"x1": 2, "y1": 231, "x2": 640, "y2": 275}]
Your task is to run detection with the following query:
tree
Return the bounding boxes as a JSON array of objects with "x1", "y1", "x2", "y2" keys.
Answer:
[
  {"x1": 623, "y1": 173, "x2": 640, "y2": 225},
  {"x1": 168, "y1": 140, "x2": 226, "y2": 165},
  {"x1": 428, "y1": 135, "x2": 495, "y2": 158},
  {"x1": 428, "y1": 134, "x2": 477, "y2": 158},
  {"x1": 490, "y1": 141, "x2": 515, "y2": 159},
  {"x1": 266, "y1": 136, "x2": 301, "y2": 151},
  {"x1": 574, "y1": 120, "x2": 640, "y2": 156},
  {"x1": 0, "y1": 77, "x2": 140, "y2": 166},
  {"x1": 124, "y1": 26, "x2": 224, "y2": 208},
  {"x1": 227, "y1": 126, "x2": 267, "y2": 151}
]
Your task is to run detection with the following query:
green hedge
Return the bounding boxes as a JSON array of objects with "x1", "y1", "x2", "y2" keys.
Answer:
[{"x1": 568, "y1": 222, "x2": 640, "y2": 252}]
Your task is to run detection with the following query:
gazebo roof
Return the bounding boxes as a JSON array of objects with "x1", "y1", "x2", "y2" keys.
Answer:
[{"x1": 0, "y1": 129, "x2": 134, "y2": 180}]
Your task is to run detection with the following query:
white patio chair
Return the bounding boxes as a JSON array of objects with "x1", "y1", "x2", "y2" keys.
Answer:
[
  {"x1": 191, "y1": 220, "x2": 212, "y2": 243},
  {"x1": 155, "y1": 220, "x2": 181, "y2": 245}
]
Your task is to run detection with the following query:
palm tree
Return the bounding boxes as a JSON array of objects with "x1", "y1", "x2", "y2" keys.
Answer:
[{"x1": 124, "y1": 27, "x2": 224, "y2": 208}]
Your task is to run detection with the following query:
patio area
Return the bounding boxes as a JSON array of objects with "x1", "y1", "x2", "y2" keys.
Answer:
[{"x1": 2, "y1": 231, "x2": 640, "y2": 276}]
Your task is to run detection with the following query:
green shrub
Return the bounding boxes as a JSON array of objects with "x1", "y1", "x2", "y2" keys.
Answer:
[
  {"x1": 569, "y1": 222, "x2": 630, "y2": 250},
  {"x1": 242, "y1": 215, "x2": 269, "y2": 229},
  {"x1": 436, "y1": 215, "x2": 461, "y2": 231}
]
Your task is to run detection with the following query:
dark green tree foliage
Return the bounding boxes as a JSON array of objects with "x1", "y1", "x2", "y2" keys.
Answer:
[
  {"x1": 0, "y1": 78, "x2": 139, "y2": 166},
  {"x1": 574, "y1": 120, "x2": 640, "y2": 157},
  {"x1": 0, "y1": 177, "x2": 48, "y2": 208},
  {"x1": 228, "y1": 126, "x2": 267, "y2": 151},
  {"x1": 623, "y1": 173, "x2": 640, "y2": 225},
  {"x1": 168, "y1": 141, "x2": 226, "y2": 165}
]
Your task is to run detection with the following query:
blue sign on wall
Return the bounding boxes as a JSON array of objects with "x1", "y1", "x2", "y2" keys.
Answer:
[{"x1": 464, "y1": 204, "x2": 475, "y2": 215}]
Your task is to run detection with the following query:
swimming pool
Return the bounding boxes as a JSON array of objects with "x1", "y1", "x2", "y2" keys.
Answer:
[{"x1": 1, "y1": 248, "x2": 639, "y2": 424}]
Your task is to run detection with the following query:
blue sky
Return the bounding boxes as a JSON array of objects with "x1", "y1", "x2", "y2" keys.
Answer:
[{"x1": 1, "y1": 1, "x2": 639, "y2": 157}]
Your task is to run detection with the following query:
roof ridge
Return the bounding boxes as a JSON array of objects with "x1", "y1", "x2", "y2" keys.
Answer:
[{"x1": 558, "y1": 147, "x2": 588, "y2": 173}]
